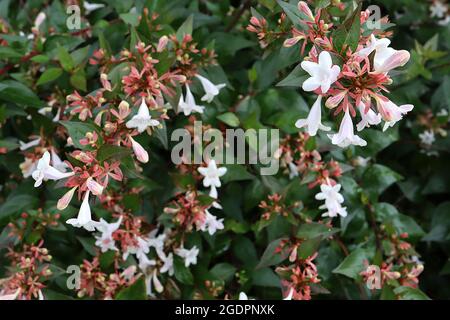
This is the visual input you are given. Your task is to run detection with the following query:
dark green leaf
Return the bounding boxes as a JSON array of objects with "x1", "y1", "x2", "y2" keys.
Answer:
[
  {"x1": 0, "y1": 80, "x2": 43, "y2": 107},
  {"x1": 36, "y1": 68, "x2": 63, "y2": 86}
]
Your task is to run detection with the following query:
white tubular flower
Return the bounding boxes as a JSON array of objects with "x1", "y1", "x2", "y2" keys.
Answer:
[
  {"x1": 147, "y1": 230, "x2": 166, "y2": 257},
  {"x1": 53, "y1": 108, "x2": 61, "y2": 122},
  {"x1": 328, "y1": 109, "x2": 367, "y2": 148},
  {"x1": 126, "y1": 99, "x2": 160, "y2": 133},
  {"x1": 357, "y1": 35, "x2": 409, "y2": 73},
  {"x1": 175, "y1": 245, "x2": 199, "y2": 267},
  {"x1": 209, "y1": 185, "x2": 219, "y2": 199},
  {"x1": 295, "y1": 95, "x2": 331, "y2": 136},
  {"x1": 195, "y1": 74, "x2": 226, "y2": 103},
  {"x1": 96, "y1": 216, "x2": 122, "y2": 235},
  {"x1": 129, "y1": 136, "x2": 149, "y2": 163},
  {"x1": 86, "y1": 177, "x2": 104, "y2": 196},
  {"x1": 283, "y1": 288, "x2": 294, "y2": 300},
  {"x1": 288, "y1": 162, "x2": 299, "y2": 179},
  {"x1": 83, "y1": 1, "x2": 105, "y2": 13},
  {"x1": 139, "y1": 256, "x2": 161, "y2": 297},
  {"x1": 200, "y1": 210, "x2": 224, "y2": 235},
  {"x1": 138, "y1": 254, "x2": 155, "y2": 270},
  {"x1": 315, "y1": 183, "x2": 347, "y2": 218},
  {"x1": 357, "y1": 35, "x2": 392, "y2": 62},
  {"x1": 95, "y1": 234, "x2": 118, "y2": 252},
  {"x1": 19, "y1": 137, "x2": 41, "y2": 151},
  {"x1": 208, "y1": 185, "x2": 223, "y2": 209},
  {"x1": 51, "y1": 149, "x2": 69, "y2": 172},
  {"x1": 95, "y1": 216, "x2": 122, "y2": 253},
  {"x1": 198, "y1": 160, "x2": 227, "y2": 189},
  {"x1": 239, "y1": 292, "x2": 249, "y2": 300},
  {"x1": 20, "y1": 158, "x2": 38, "y2": 178},
  {"x1": 301, "y1": 51, "x2": 340, "y2": 94},
  {"x1": 437, "y1": 109, "x2": 449, "y2": 117},
  {"x1": 38, "y1": 107, "x2": 52, "y2": 117},
  {"x1": 144, "y1": 269, "x2": 163, "y2": 297},
  {"x1": 430, "y1": 1, "x2": 447, "y2": 18},
  {"x1": 419, "y1": 130, "x2": 435, "y2": 146},
  {"x1": 374, "y1": 50, "x2": 410, "y2": 74},
  {"x1": 66, "y1": 191, "x2": 99, "y2": 232},
  {"x1": 123, "y1": 236, "x2": 151, "y2": 261},
  {"x1": 153, "y1": 269, "x2": 164, "y2": 293},
  {"x1": 356, "y1": 102, "x2": 382, "y2": 132},
  {"x1": 178, "y1": 85, "x2": 205, "y2": 116},
  {"x1": 377, "y1": 99, "x2": 414, "y2": 132},
  {"x1": 0, "y1": 289, "x2": 20, "y2": 300},
  {"x1": 354, "y1": 156, "x2": 371, "y2": 168},
  {"x1": 137, "y1": 251, "x2": 156, "y2": 272},
  {"x1": 122, "y1": 235, "x2": 151, "y2": 261},
  {"x1": 438, "y1": 16, "x2": 450, "y2": 26},
  {"x1": 121, "y1": 266, "x2": 137, "y2": 281},
  {"x1": 33, "y1": 12, "x2": 46, "y2": 30},
  {"x1": 159, "y1": 252, "x2": 174, "y2": 276},
  {"x1": 32, "y1": 151, "x2": 74, "y2": 187}
]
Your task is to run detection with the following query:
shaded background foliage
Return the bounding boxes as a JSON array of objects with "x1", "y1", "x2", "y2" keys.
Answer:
[{"x1": 0, "y1": 0, "x2": 449, "y2": 300}]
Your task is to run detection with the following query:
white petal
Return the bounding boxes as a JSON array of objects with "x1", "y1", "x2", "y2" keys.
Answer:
[
  {"x1": 302, "y1": 77, "x2": 321, "y2": 92},
  {"x1": 301, "y1": 61, "x2": 320, "y2": 76},
  {"x1": 318, "y1": 51, "x2": 332, "y2": 69}
]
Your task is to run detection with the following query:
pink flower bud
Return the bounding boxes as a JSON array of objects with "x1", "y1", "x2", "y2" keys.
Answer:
[
  {"x1": 325, "y1": 90, "x2": 347, "y2": 109},
  {"x1": 250, "y1": 16, "x2": 261, "y2": 27},
  {"x1": 66, "y1": 94, "x2": 81, "y2": 102},
  {"x1": 298, "y1": 1, "x2": 314, "y2": 21},
  {"x1": 86, "y1": 177, "x2": 104, "y2": 196},
  {"x1": 157, "y1": 35, "x2": 169, "y2": 52},
  {"x1": 121, "y1": 265, "x2": 137, "y2": 281},
  {"x1": 57, "y1": 187, "x2": 77, "y2": 210},
  {"x1": 289, "y1": 246, "x2": 298, "y2": 262},
  {"x1": 100, "y1": 73, "x2": 112, "y2": 91},
  {"x1": 283, "y1": 36, "x2": 304, "y2": 48},
  {"x1": 152, "y1": 270, "x2": 163, "y2": 293},
  {"x1": 129, "y1": 136, "x2": 149, "y2": 163},
  {"x1": 183, "y1": 34, "x2": 192, "y2": 43},
  {"x1": 172, "y1": 74, "x2": 187, "y2": 83},
  {"x1": 94, "y1": 110, "x2": 105, "y2": 126},
  {"x1": 74, "y1": 151, "x2": 94, "y2": 163},
  {"x1": 118, "y1": 100, "x2": 130, "y2": 119},
  {"x1": 34, "y1": 12, "x2": 46, "y2": 30},
  {"x1": 246, "y1": 25, "x2": 258, "y2": 33}
]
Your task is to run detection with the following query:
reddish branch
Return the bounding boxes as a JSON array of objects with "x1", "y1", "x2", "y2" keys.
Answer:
[{"x1": 0, "y1": 50, "x2": 39, "y2": 76}]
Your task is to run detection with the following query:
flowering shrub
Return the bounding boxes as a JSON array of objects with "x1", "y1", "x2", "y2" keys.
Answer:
[{"x1": 0, "y1": 0, "x2": 449, "y2": 300}]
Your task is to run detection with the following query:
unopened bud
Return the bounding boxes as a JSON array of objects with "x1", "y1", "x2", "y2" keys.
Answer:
[
  {"x1": 157, "y1": 35, "x2": 169, "y2": 52},
  {"x1": 298, "y1": 1, "x2": 315, "y2": 21}
]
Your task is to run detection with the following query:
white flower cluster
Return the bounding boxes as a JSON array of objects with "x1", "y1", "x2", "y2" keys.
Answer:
[
  {"x1": 27, "y1": 149, "x2": 109, "y2": 232},
  {"x1": 430, "y1": 0, "x2": 450, "y2": 26},
  {"x1": 124, "y1": 99, "x2": 160, "y2": 164},
  {"x1": 419, "y1": 129, "x2": 439, "y2": 157},
  {"x1": 315, "y1": 183, "x2": 347, "y2": 218},
  {"x1": 94, "y1": 223, "x2": 199, "y2": 297},
  {"x1": 197, "y1": 159, "x2": 226, "y2": 235},
  {"x1": 178, "y1": 74, "x2": 226, "y2": 116},
  {"x1": 295, "y1": 36, "x2": 413, "y2": 148}
]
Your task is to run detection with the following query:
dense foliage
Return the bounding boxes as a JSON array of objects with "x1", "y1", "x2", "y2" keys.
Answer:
[{"x1": 0, "y1": 0, "x2": 449, "y2": 300}]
